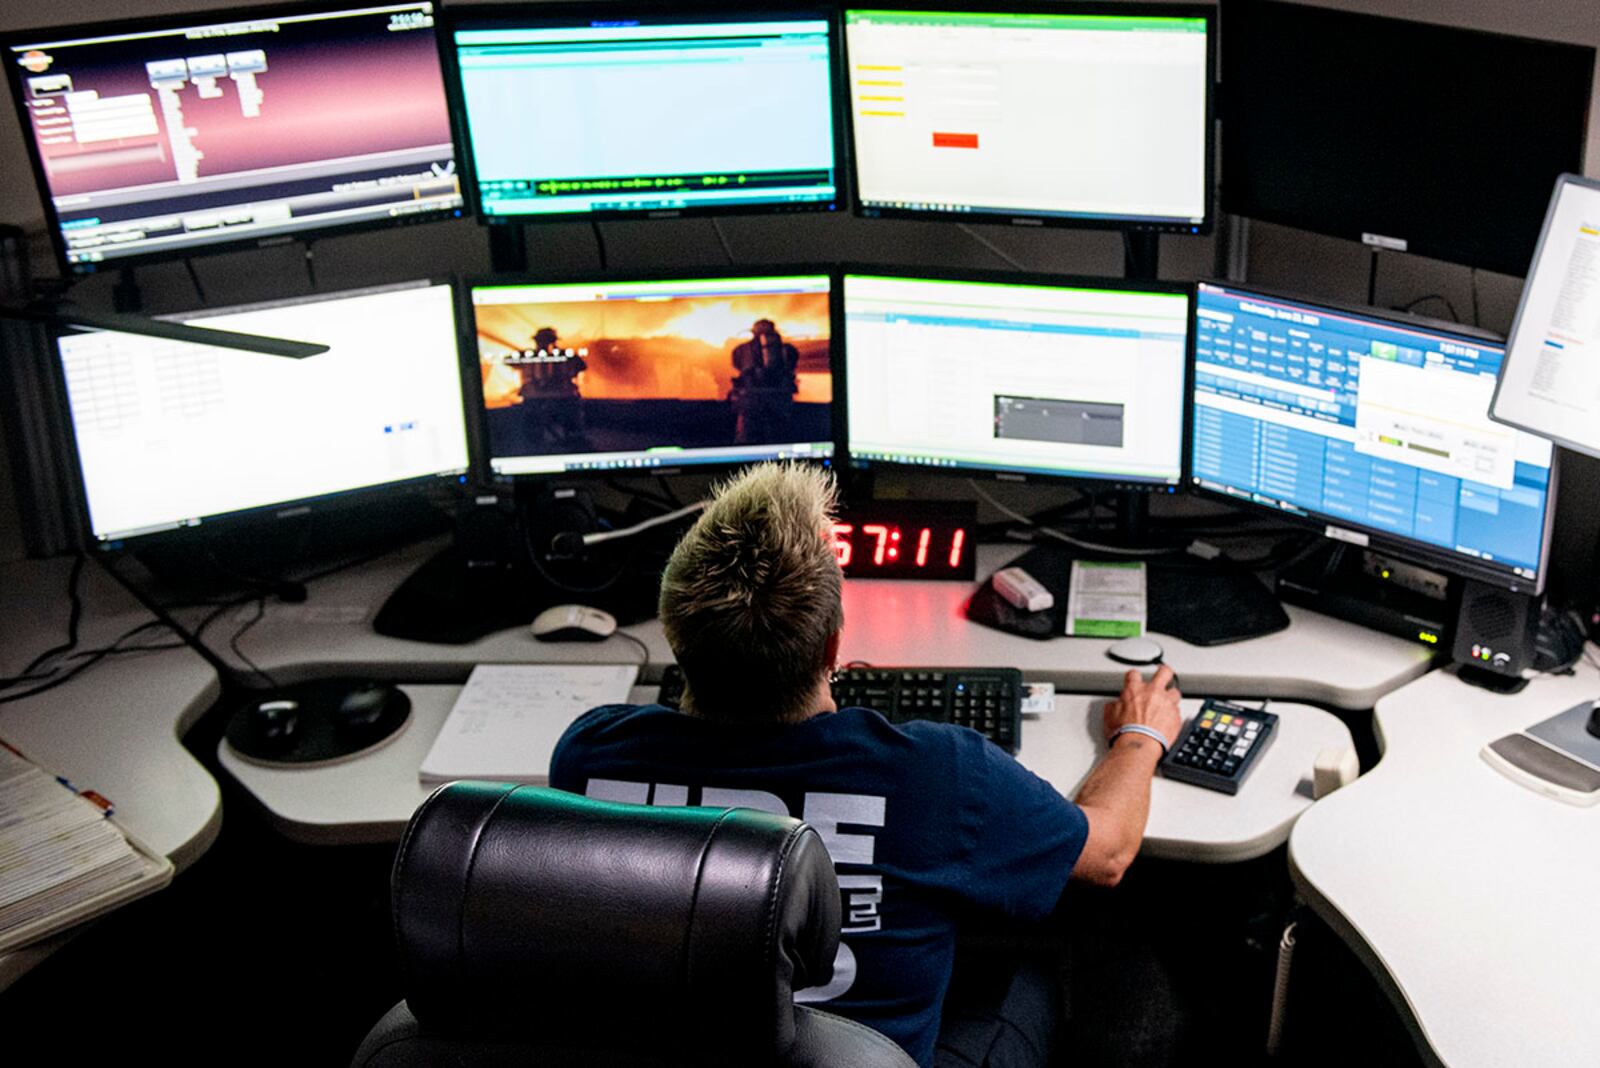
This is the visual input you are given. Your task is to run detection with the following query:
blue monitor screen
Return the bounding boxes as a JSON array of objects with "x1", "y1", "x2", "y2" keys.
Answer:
[
  {"x1": 450, "y1": 9, "x2": 840, "y2": 219},
  {"x1": 1190, "y1": 282, "x2": 1556, "y2": 589}
]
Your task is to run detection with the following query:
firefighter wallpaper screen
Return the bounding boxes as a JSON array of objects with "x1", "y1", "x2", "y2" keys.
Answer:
[{"x1": 473, "y1": 276, "x2": 833, "y2": 474}]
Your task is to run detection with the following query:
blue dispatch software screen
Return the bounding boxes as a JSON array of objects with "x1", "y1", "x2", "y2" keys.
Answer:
[{"x1": 1190, "y1": 282, "x2": 1554, "y2": 584}]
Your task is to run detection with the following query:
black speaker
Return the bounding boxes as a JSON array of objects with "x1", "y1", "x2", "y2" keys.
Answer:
[{"x1": 1451, "y1": 579, "x2": 1538, "y2": 682}]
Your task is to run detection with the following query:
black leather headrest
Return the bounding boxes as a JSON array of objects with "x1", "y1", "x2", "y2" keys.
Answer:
[{"x1": 392, "y1": 782, "x2": 840, "y2": 1062}]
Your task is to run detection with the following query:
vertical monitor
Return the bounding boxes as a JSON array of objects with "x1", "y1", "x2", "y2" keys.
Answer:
[
  {"x1": 844, "y1": 5, "x2": 1212, "y2": 231},
  {"x1": 472, "y1": 274, "x2": 834, "y2": 475},
  {"x1": 448, "y1": 7, "x2": 841, "y2": 220},
  {"x1": 1192, "y1": 282, "x2": 1557, "y2": 591},
  {"x1": 1493, "y1": 175, "x2": 1600, "y2": 460},
  {"x1": 843, "y1": 271, "x2": 1190, "y2": 487},
  {"x1": 57, "y1": 281, "x2": 471, "y2": 543},
  {"x1": 1221, "y1": 0, "x2": 1593, "y2": 276},
  {"x1": 5, "y1": 3, "x2": 463, "y2": 273}
]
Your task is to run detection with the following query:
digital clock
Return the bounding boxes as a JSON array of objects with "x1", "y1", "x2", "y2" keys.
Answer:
[{"x1": 831, "y1": 502, "x2": 976, "y2": 580}]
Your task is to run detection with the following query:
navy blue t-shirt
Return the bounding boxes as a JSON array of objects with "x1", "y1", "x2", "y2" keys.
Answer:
[{"x1": 549, "y1": 704, "x2": 1089, "y2": 1068}]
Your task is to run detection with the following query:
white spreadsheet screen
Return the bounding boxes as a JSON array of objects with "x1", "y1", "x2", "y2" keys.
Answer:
[
  {"x1": 844, "y1": 274, "x2": 1189, "y2": 483},
  {"x1": 59, "y1": 281, "x2": 470, "y2": 541},
  {"x1": 1495, "y1": 177, "x2": 1600, "y2": 457},
  {"x1": 845, "y1": 9, "x2": 1208, "y2": 223}
]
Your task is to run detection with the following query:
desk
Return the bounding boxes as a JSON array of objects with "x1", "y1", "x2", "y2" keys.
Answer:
[
  {"x1": 222, "y1": 683, "x2": 1352, "y2": 862},
  {"x1": 0, "y1": 539, "x2": 1429, "y2": 984},
  {"x1": 209, "y1": 541, "x2": 1403, "y2": 852},
  {"x1": 1288, "y1": 661, "x2": 1600, "y2": 1068},
  {"x1": 225, "y1": 540, "x2": 1434, "y2": 710},
  {"x1": 0, "y1": 556, "x2": 221, "y2": 989}
]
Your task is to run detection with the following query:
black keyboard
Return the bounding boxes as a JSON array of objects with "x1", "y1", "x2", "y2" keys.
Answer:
[{"x1": 655, "y1": 665, "x2": 1023, "y2": 753}]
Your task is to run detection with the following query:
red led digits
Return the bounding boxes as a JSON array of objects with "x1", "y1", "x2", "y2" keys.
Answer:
[
  {"x1": 862, "y1": 524, "x2": 890, "y2": 565},
  {"x1": 830, "y1": 523, "x2": 853, "y2": 568},
  {"x1": 834, "y1": 518, "x2": 971, "y2": 575}
]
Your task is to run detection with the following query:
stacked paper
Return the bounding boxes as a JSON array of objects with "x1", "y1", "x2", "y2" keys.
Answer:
[{"x1": 0, "y1": 746, "x2": 147, "y2": 939}]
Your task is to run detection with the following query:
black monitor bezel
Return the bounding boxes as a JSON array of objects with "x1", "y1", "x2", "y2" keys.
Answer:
[
  {"x1": 2, "y1": 0, "x2": 468, "y2": 279},
  {"x1": 836, "y1": 263, "x2": 1193, "y2": 494},
  {"x1": 462, "y1": 264, "x2": 840, "y2": 483},
  {"x1": 48, "y1": 277, "x2": 476, "y2": 552},
  {"x1": 440, "y1": 2, "x2": 848, "y2": 227},
  {"x1": 1186, "y1": 279, "x2": 1559, "y2": 595},
  {"x1": 841, "y1": 1, "x2": 1216, "y2": 235}
]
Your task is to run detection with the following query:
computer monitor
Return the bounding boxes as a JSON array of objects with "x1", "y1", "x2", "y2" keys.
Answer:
[
  {"x1": 55, "y1": 280, "x2": 472, "y2": 544},
  {"x1": 4, "y1": 2, "x2": 463, "y2": 274},
  {"x1": 841, "y1": 270, "x2": 1190, "y2": 489},
  {"x1": 1493, "y1": 175, "x2": 1600, "y2": 461},
  {"x1": 446, "y1": 6, "x2": 842, "y2": 221},
  {"x1": 470, "y1": 273, "x2": 834, "y2": 476},
  {"x1": 843, "y1": 4, "x2": 1212, "y2": 232},
  {"x1": 1191, "y1": 281, "x2": 1558, "y2": 592},
  {"x1": 1221, "y1": 0, "x2": 1593, "y2": 277}
]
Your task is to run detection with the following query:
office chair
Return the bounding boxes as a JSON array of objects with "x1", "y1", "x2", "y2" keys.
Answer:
[{"x1": 351, "y1": 781, "x2": 917, "y2": 1068}]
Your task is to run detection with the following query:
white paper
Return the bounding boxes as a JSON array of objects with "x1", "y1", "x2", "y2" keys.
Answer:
[
  {"x1": 1065, "y1": 561, "x2": 1147, "y2": 638},
  {"x1": 1020, "y1": 682, "x2": 1056, "y2": 716},
  {"x1": 419, "y1": 663, "x2": 639, "y2": 784}
]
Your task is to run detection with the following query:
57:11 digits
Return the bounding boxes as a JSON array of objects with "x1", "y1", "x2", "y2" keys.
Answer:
[{"x1": 830, "y1": 524, "x2": 966, "y2": 569}]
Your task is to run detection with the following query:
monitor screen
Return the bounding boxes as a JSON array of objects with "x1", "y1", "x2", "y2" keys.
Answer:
[
  {"x1": 472, "y1": 274, "x2": 834, "y2": 475},
  {"x1": 57, "y1": 280, "x2": 471, "y2": 543},
  {"x1": 1221, "y1": 0, "x2": 1594, "y2": 276},
  {"x1": 449, "y1": 7, "x2": 840, "y2": 220},
  {"x1": 843, "y1": 272, "x2": 1190, "y2": 487},
  {"x1": 844, "y1": 5, "x2": 1211, "y2": 231},
  {"x1": 5, "y1": 3, "x2": 463, "y2": 273},
  {"x1": 1192, "y1": 282, "x2": 1557, "y2": 591},
  {"x1": 1493, "y1": 175, "x2": 1600, "y2": 460}
]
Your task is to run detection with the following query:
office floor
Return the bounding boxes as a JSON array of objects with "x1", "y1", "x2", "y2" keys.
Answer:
[{"x1": 3, "y1": 693, "x2": 1427, "y2": 1068}]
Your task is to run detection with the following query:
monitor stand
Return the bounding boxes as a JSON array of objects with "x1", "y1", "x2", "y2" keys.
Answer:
[
  {"x1": 1124, "y1": 231, "x2": 1160, "y2": 282},
  {"x1": 372, "y1": 485, "x2": 677, "y2": 644}
]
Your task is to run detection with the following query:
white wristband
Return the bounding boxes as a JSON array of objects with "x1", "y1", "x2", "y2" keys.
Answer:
[{"x1": 1111, "y1": 724, "x2": 1170, "y2": 755}]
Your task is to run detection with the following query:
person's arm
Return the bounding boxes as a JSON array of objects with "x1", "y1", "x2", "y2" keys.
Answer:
[{"x1": 1071, "y1": 665, "x2": 1182, "y2": 887}]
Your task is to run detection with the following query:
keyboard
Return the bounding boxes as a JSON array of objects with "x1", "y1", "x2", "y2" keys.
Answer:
[{"x1": 654, "y1": 665, "x2": 1023, "y2": 753}]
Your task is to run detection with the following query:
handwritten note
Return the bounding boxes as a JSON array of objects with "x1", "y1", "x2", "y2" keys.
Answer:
[{"x1": 419, "y1": 663, "x2": 639, "y2": 784}]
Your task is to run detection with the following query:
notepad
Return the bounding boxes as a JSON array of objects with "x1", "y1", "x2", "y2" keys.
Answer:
[{"x1": 419, "y1": 663, "x2": 640, "y2": 785}]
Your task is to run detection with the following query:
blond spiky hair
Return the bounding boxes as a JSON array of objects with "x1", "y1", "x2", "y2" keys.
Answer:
[{"x1": 659, "y1": 463, "x2": 843, "y2": 724}]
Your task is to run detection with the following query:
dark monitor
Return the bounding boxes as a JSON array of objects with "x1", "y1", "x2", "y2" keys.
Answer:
[
  {"x1": 470, "y1": 273, "x2": 834, "y2": 476},
  {"x1": 56, "y1": 280, "x2": 471, "y2": 545},
  {"x1": 4, "y1": 2, "x2": 463, "y2": 274},
  {"x1": 1220, "y1": 0, "x2": 1594, "y2": 277},
  {"x1": 1191, "y1": 281, "x2": 1558, "y2": 593},
  {"x1": 842, "y1": 270, "x2": 1190, "y2": 489},
  {"x1": 844, "y1": 4, "x2": 1213, "y2": 233},
  {"x1": 447, "y1": 6, "x2": 842, "y2": 221}
]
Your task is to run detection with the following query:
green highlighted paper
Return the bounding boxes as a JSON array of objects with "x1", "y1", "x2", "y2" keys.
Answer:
[{"x1": 1065, "y1": 561, "x2": 1147, "y2": 639}]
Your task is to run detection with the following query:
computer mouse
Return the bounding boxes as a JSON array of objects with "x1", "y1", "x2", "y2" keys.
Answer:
[
  {"x1": 337, "y1": 682, "x2": 404, "y2": 736},
  {"x1": 249, "y1": 699, "x2": 300, "y2": 750},
  {"x1": 1106, "y1": 636, "x2": 1164, "y2": 666},
  {"x1": 1587, "y1": 699, "x2": 1600, "y2": 740},
  {"x1": 531, "y1": 604, "x2": 618, "y2": 642}
]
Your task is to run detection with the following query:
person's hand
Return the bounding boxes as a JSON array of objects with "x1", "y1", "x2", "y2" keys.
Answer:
[{"x1": 1102, "y1": 665, "x2": 1182, "y2": 752}]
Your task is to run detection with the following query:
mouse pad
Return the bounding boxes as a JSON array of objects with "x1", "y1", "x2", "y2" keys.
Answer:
[
  {"x1": 966, "y1": 545, "x2": 1289, "y2": 647},
  {"x1": 1525, "y1": 702, "x2": 1600, "y2": 768}
]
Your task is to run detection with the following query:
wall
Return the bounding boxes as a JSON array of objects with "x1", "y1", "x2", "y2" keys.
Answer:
[{"x1": 0, "y1": 0, "x2": 1595, "y2": 583}]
